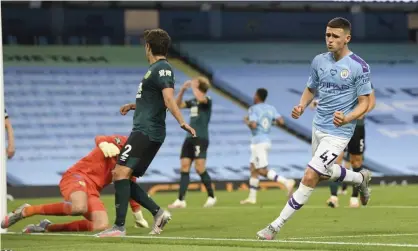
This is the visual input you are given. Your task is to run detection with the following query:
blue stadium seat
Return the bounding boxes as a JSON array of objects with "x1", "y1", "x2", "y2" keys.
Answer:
[{"x1": 5, "y1": 65, "x2": 311, "y2": 185}]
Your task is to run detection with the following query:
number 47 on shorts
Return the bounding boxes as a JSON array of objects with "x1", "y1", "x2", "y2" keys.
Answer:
[{"x1": 320, "y1": 150, "x2": 338, "y2": 166}]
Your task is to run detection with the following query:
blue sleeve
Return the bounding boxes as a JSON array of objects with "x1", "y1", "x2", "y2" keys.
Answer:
[
  {"x1": 355, "y1": 64, "x2": 373, "y2": 97},
  {"x1": 248, "y1": 107, "x2": 257, "y2": 122},
  {"x1": 307, "y1": 56, "x2": 319, "y2": 89}
]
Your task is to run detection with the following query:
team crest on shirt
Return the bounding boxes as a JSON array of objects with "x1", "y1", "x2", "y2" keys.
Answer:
[
  {"x1": 340, "y1": 69, "x2": 349, "y2": 79},
  {"x1": 78, "y1": 181, "x2": 86, "y2": 187},
  {"x1": 114, "y1": 137, "x2": 121, "y2": 145},
  {"x1": 144, "y1": 70, "x2": 151, "y2": 79}
]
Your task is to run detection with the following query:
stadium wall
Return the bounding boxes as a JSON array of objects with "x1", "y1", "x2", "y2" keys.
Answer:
[{"x1": 2, "y1": 8, "x2": 413, "y2": 43}]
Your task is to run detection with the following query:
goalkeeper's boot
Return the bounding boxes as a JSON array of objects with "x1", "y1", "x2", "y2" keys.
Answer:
[
  {"x1": 95, "y1": 225, "x2": 126, "y2": 237},
  {"x1": 149, "y1": 209, "x2": 171, "y2": 235},
  {"x1": 1, "y1": 203, "x2": 30, "y2": 229},
  {"x1": 256, "y1": 225, "x2": 278, "y2": 240},
  {"x1": 133, "y1": 210, "x2": 149, "y2": 228},
  {"x1": 357, "y1": 169, "x2": 372, "y2": 206},
  {"x1": 23, "y1": 219, "x2": 52, "y2": 233}
]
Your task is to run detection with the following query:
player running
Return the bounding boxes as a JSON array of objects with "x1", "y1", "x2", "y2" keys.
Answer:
[
  {"x1": 168, "y1": 77, "x2": 217, "y2": 209},
  {"x1": 1, "y1": 135, "x2": 149, "y2": 233},
  {"x1": 257, "y1": 17, "x2": 373, "y2": 240},
  {"x1": 311, "y1": 91, "x2": 375, "y2": 208},
  {"x1": 240, "y1": 88, "x2": 295, "y2": 205},
  {"x1": 96, "y1": 28, "x2": 195, "y2": 237}
]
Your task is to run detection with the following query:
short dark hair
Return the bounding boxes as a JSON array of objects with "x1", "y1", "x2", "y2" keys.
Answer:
[
  {"x1": 256, "y1": 88, "x2": 268, "y2": 102},
  {"x1": 196, "y1": 76, "x2": 211, "y2": 93},
  {"x1": 143, "y1": 28, "x2": 171, "y2": 56},
  {"x1": 327, "y1": 17, "x2": 351, "y2": 33}
]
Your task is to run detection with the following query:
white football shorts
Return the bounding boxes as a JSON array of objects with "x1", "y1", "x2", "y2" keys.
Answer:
[
  {"x1": 250, "y1": 142, "x2": 271, "y2": 169},
  {"x1": 309, "y1": 128, "x2": 350, "y2": 176}
]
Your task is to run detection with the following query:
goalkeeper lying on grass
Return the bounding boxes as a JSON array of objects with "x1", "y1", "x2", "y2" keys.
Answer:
[{"x1": 1, "y1": 135, "x2": 149, "y2": 233}]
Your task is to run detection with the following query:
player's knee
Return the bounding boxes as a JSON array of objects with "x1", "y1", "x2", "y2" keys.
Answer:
[
  {"x1": 180, "y1": 164, "x2": 191, "y2": 173},
  {"x1": 112, "y1": 165, "x2": 132, "y2": 181},
  {"x1": 350, "y1": 155, "x2": 363, "y2": 168},
  {"x1": 194, "y1": 160, "x2": 206, "y2": 174},
  {"x1": 301, "y1": 168, "x2": 321, "y2": 188},
  {"x1": 71, "y1": 204, "x2": 88, "y2": 215},
  {"x1": 256, "y1": 168, "x2": 268, "y2": 177}
]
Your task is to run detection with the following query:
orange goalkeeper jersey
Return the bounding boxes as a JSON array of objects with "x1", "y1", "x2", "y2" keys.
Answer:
[{"x1": 66, "y1": 135, "x2": 128, "y2": 190}]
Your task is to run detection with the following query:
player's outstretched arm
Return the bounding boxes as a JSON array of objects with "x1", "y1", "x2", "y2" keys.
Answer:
[{"x1": 163, "y1": 88, "x2": 196, "y2": 137}]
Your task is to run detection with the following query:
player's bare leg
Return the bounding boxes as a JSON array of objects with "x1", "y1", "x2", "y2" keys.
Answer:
[
  {"x1": 241, "y1": 164, "x2": 295, "y2": 205},
  {"x1": 240, "y1": 163, "x2": 259, "y2": 204},
  {"x1": 327, "y1": 152, "x2": 344, "y2": 208},
  {"x1": 259, "y1": 167, "x2": 295, "y2": 197},
  {"x1": 1, "y1": 191, "x2": 87, "y2": 229},
  {"x1": 169, "y1": 158, "x2": 192, "y2": 209},
  {"x1": 195, "y1": 159, "x2": 216, "y2": 208},
  {"x1": 257, "y1": 164, "x2": 371, "y2": 240},
  {"x1": 96, "y1": 164, "x2": 131, "y2": 237},
  {"x1": 23, "y1": 210, "x2": 109, "y2": 233},
  {"x1": 349, "y1": 153, "x2": 364, "y2": 207}
]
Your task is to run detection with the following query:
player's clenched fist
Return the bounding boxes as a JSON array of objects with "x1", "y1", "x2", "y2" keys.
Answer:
[
  {"x1": 99, "y1": 142, "x2": 120, "y2": 157},
  {"x1": 120, "y1": 104, "x2": 135, "y2": 115},
  {"x1": 333, "y1": 111, "x2": 347, "y2": 127},
  {"x1": 291, "y1": 105, "x2": 304, "y2": 119}
]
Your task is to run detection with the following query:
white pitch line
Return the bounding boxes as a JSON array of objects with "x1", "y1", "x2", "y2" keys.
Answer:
[
  {"x1": 288, "y1": 233, "x2": 418, "y2": 240},
  {"x1": 3, "y1": 232, "x2": 418, "y2": 248},
  {"x1": 182, "y1": 205, "x2": 418, "y2": 210}
]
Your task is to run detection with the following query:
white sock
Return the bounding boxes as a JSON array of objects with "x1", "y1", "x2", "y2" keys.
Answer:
[
  {"x1": 330, "y1": 164, "x2": 363, "y2": 185},
  {"x1": 271, "y1": 183, "x2": 314, "y2": 230},
  {"x1": 267, "y1": 169, "x2": 289, "y2": 184},
  {"x1": 249, "y1": 177, "x2": 259, "y2": 201}
]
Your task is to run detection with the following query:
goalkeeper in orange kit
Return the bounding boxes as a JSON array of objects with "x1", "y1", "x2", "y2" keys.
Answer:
[{"x1": 1, "y1": 135, "x2": 149, "y2": 233}]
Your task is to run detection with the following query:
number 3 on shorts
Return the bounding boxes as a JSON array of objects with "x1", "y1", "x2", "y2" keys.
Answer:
[
  {"x1": 319, "y1": 150, "x2": 338, "y2": 165},
  {"x1": 194, "y1": 146, "x2": 201, "y2": 157}
]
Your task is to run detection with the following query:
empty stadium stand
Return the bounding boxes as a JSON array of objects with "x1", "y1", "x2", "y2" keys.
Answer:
[{"x1": 5, "y1": 46, "x2": 312, "y2": 186}]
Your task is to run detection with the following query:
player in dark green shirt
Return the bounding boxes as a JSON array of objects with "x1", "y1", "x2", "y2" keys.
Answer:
[
  {"x1": 168, "y1": 77, "x2": 217, "y2": 209},
  {"x1": 97, "y1": 29, "x2": 195, "y2": 238}
]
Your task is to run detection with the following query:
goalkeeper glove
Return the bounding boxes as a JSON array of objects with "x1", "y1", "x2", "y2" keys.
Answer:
[{"x1": 99, "y1": 142, "x2": 120, "y2": 157}]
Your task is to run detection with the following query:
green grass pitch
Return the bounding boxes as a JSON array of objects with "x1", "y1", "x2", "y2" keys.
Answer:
[{"x1": 2, "y1": 185, "x2": 418, "y2": 251}]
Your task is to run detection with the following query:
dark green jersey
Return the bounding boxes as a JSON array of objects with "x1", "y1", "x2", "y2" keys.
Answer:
[
  {"x1": 185, "y1": 97, "x2": 212, "y2": 139},
  {"x1": 132, "y1": 59, "x2": 175, "y2": 142}
]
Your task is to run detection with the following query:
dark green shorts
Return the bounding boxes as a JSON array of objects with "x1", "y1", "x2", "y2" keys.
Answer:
[
  {"x1": 116, "y1": 131, "x2": 162, "y2": 177},
  {"x1": 180, "y1": 137, "x2": 209, "y2": 160}
]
